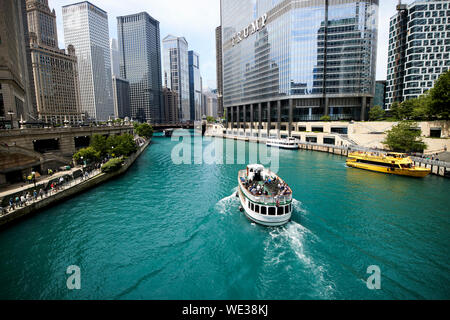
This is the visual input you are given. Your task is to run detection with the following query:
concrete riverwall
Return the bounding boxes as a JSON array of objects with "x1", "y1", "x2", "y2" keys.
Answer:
[{"x1": 0, "y1": 139, "x2": 150, "y2": 228}]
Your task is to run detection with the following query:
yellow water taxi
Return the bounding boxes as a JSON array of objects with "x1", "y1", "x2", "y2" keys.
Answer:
[{"x1": 346, "y1": 152, "x2": 431, "y2": 178}]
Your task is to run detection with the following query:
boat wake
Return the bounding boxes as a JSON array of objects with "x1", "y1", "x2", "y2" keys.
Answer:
[
  {"x1": 215, "y1": 187, "x2": 239, "y2": 216},
  {"x1": 291, "y1": 198, "x2": 307, "y2": 216},
  {"x1": 264, "y1": 220, "x2": 335, "y2": 298}
]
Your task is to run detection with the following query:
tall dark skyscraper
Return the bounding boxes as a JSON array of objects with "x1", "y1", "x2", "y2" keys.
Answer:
[
  {"x1": 117, "y1": 12, "x2": 163, "y2": 123},
  {"x1": 215, "y1": 26, "x2": 223, "y2": 118},
  {"x1": 188, "y1": 50, "x2": 202, "y2": 121}
]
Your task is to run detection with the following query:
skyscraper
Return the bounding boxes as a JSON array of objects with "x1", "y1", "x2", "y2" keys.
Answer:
[
  {"x1": 162, "y1": 87, "x2": 179, "y2": 124},
  {"x1": 110, "y1": 38, "x2": 120, "y2": 78},
  {"x1": 27, "y1": 0, "x2": 83, "y2": 125},
  {"x1": 215, "y1": 25, "x2": 224, "y2": 118},
  {"x1": 62, "y1": 1, "x2": 114, "y2": 121},
  {"x1": 188, "y1": 51, "x2": 202, "y2": 121},
  {"x1": 374, "y1": 81, "x2": 387, "y2": 109},
  {"x1": 162, "y1": 35, "x2": 190, "y2": 123},
  {"x1": 0, "y1": 0, "x2": 34, "y2": 128},
  {"x1": 112, "y1": 76, "x2": 131, "y2": 119},
  {"x1": 222, "y1": 0, "x2": 378, "y2": 137},
  {"x1": 203, "y1": 89, "x2": 218, "y2": 118},
  {"x1": 117, "y1": 12, "x2": 163, "y2": 123},
  {"x1": 385, "y1": 0, "x2": 450, "y2": 109}
]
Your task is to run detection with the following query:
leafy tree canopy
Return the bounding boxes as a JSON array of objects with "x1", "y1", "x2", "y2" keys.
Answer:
[
  {"x1": 106, "y1": 133, "x2": 137, "y2": 157},
  {"x1": 135, "y1": 123, "x2": 153, "y2": 139},
  {"x1": 90, "y1": 134, "x2": 108, "y2": 156},
  {"x1": 73, "y1": 147, "x2": 100, "y2": 163},
  {"x1": 369, "y1": 105, "x2": 386, "y2": 121},
  {"x1": 383, "y1": 121, "x2": 427, "y2": 153}
]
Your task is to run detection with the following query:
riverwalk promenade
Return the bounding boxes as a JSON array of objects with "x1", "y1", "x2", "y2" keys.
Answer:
[{"x1": 0, "y1": 138, "x2": 151, "y2": 228}]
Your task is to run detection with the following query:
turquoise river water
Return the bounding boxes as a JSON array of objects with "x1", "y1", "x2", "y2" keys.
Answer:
[{"x1": 0, "y1": 132, "x2": 449, "y2": 299}]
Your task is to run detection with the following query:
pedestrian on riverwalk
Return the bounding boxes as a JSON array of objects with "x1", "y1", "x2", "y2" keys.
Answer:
[
  {"x1": 9, "y1": 197, "x2": 14, "y2": 211},
  {"x1": 26, "y1": 192, "x2": 31, "y2": 204},
  {"x1": 20, "y1": 195, "x2": 26, "y2": 206},
  {"x1": 39, "y1": 188, "x2": 44, "y2": 199}
]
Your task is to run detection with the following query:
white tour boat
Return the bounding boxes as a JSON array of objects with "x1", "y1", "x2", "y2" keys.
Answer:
[
  {"x1": 266, "y1": 137, "x2": 299, "y2": 149},
  {"x1": 237, "y1": 164, "x2": 293, "y2": 227}
]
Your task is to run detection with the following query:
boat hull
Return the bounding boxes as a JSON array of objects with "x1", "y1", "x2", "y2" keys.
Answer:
[
  {"x1": 238, "y1": 188, "x2": 291, "y2": 227},
  {"x1": 346, "y1": 160, "x2": 430, "y2": 178},
  {"x1": 266, "y1": 143, "x2": 299, "y2": 150}
]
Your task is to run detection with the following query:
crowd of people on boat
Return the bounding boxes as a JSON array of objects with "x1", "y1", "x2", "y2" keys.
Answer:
[{"x1": 241, "y1": 175, "x2": 291, "y2": 197}]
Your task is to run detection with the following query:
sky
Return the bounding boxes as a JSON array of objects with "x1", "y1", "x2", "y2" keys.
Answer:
[{"x1": 49, "y1": 0, "x2": 415, "y2": 89}]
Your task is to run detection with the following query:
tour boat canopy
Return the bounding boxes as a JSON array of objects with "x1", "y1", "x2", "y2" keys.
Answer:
[
  {"x1": 247, "y1": 164, "x2": 264, "y2": 172},
  {"x1": 246, "y1": 164, "x2": 267, "y2": 182}
]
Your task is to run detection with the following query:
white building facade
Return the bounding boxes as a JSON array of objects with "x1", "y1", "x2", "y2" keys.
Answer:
[
  {"x1": 385, "y1": 0, "x2": 450, "y2": 109},
  {"x1": 62, "y1": 1, "x2": 114, "y2": 121},
  {"x1": 162, "y1": 35, "x2": 190, "y2": 123}
]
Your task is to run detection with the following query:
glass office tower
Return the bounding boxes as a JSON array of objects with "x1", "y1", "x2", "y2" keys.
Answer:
[
  {"x1": 385, "y1": 0, "x2": 450, "y2": 109},
  {"x1": 117, "y1": 12, "x2": 163, "y2": 123},
  {"x1": 162, "y1": 35, "x2": 190, "y2": 123},
  {"x1": 62, "y1": 1, "x2": 114, "y2": 121},
  {"x1": 221, "y1": 0, "x2": 378, "y2": 136},
  {"x1": 188, "y1": 51, "x2": 203, "y2": 121}
]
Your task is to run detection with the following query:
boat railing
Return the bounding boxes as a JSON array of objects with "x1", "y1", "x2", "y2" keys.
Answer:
[{"x1": 410, "y1": 156, "x2": 450, "y2": 168}]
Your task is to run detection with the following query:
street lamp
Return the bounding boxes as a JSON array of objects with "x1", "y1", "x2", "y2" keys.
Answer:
[{"x1": 7, "y1": 111, "x2": 14, "y2": 129}]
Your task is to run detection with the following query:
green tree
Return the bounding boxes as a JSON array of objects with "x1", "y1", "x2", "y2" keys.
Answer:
[
  {"x1": 411, "y1": 92, "x2": 432, "y2": 120},
  {"x1": 398, "y1": 99, "x2": 416, "y2": 120},
  {"x1": 320, "y1": 115, "x2": 331, "y2": 121},
  {"x1": 90, "y1": 134, "x2": 108, "y2": 156},
  {"x1": 135, "y1": 123, "x2": 153, "y2": 139},
  {"x1": 73, "y1": 147, "x2": 100, "y2": 164},
  {"x1": 206, "y1": 116, "x2": 216, "y2": 123},
  {"x1": 106, "y1": 134, "x2": 137, "y2": 157},
  {"x1": 382, "y1": 121, "x2": 427, "y2": 153},
  {"x1": 101, "y1": 158, "x2": 125, "y2": 173},
  {"x1": 368, "y1": 105, "x2": 385, "y2": 121},
  {"x1": 389, "y1": 101, "x2": 401, "y2": 120},
  {"x1": 429, "y1": 70, "x2": 450, "y2": 119}
]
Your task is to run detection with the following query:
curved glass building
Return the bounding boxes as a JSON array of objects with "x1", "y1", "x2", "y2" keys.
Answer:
[{"x1": 221, "y1": 0, "x2": 378, "y2": 136}]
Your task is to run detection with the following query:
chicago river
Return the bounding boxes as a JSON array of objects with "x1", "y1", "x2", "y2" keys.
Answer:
[{"x1": 0, "y1": 133, "x2": 449, "y2": 299}]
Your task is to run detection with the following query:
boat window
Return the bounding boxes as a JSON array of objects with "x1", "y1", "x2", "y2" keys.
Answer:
[
  {"x1": 255, "y1": 204, "x2": 260, "y2": 213},
  {"x1": 277, "y1": 206, "x2": 284, "y2": 215},
  {"x1": 268, "y1": 207, "x2": 276, "y2": 215},
  {"x1": 261, "y1": 206, "x2": 267, "y2": 215},
  {"x1": 251, "y1": 203, "x2": 254, "y2": 211},
  {"x1": 248, "y1": 201, "x2": 251, "y2": 209},
  {"x1": 285, "y1": 205, "x2": 290, "y2": 214}
]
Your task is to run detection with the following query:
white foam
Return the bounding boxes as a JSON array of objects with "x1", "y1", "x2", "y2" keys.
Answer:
[
  {"x1": 264, "y1": 221, "x2": 335, "y2": 298},
  {"x1": 292, "y1": 198, "x2": 307, "y2": 215},
  {"x1": 215, "y1": 190, "x2": 240, "y2": 215}
]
